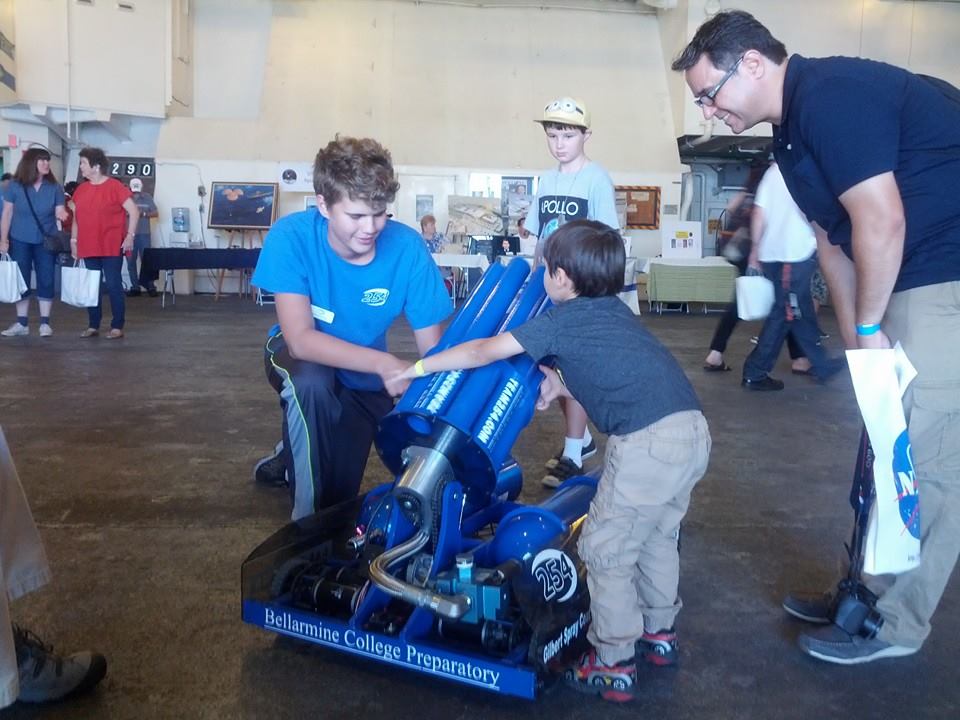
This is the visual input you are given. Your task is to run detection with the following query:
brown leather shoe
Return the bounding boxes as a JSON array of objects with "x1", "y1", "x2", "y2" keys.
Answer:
[
  {"x1": 80, "y1": 328, "x2": 99, "y2": 338},
  {"x1": 106, "y1": 329, "x2": 124, "y2": 339}
]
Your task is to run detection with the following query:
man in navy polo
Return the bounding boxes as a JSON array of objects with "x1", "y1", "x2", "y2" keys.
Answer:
[{"x1": 673, "y1": 10, "x2": 960, "y2": 664}]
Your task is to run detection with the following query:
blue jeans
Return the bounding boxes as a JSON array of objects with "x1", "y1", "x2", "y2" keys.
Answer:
[
  {"x1": 82, "y1": 256, "x2": 125, "y2": 330},
  {"x1": 743, "y1": 256, "x2": 832, "y2": 381},
  {"x1": 9, "y1": 240, "x2": 55, "y2": 300},
  {"x1": 125, "y1": 234, "x2": 155, "y2": 291}
]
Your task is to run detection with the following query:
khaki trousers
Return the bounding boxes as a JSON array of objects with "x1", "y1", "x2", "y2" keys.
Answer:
[
  {"x1": 0, "y1": 428, "x2": 51, "y2": 708},
  {"x1": 578, "y1": 411, "x2": 711, "y2": 665},
  {"x1": 872, "y1": 280, "x2": 960, "y2": 648}
]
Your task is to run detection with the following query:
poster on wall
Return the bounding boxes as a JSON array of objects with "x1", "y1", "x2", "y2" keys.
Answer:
[
  {"x1": 416, "y1": 194, "x2": 434, "y2": 221},
  {"x1": 501, "y1": 176, "x2": 533, "y2": 236},
  {"x1": 447, "y1": 195, "x2": 503, "y2": 236},
  {"x1": 208, "y1": 182, "x2": 279, "y2": 230},
  {"x1": 277, "y1": 162, "x2": 315, "y2": 193}
]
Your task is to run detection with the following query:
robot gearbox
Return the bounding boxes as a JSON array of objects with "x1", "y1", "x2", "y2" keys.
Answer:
[{"x1": 241, "y1": 258, "x2": 597, "y2": 699}]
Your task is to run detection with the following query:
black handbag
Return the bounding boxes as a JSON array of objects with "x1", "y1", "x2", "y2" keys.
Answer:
[{"x1": 22, "y1": 184, "x2": 71, "y2": 254}]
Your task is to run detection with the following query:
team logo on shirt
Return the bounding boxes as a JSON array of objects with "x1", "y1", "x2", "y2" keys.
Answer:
[{"x1": 361, "y1": 288, "x2": 390, "y2": 307}]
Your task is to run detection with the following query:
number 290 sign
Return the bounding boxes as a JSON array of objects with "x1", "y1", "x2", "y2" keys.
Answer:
[
  {"x1": 108, "y1": 157, "x2": 154, "y2": 178},
  {"x1": 103, "y1": 156, "x2": 156, "y2": 195}
]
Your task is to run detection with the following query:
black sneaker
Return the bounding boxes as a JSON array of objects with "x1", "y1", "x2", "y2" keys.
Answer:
[
  {"x1": 544, "y1": 438, "x2": 597, "y2": 470},
  {"x1": 782, "y1": 591, "x2": 834, "y2": 624},
  {"x1": 542, "y1": 456, "x2": 583, "y2": 489},
  {"x1": 14, "y1": 625, "x2": 107, "y2": 704},
  {"x1": 254, "y1": 444, "x2": 288, "y2": 487},
  {"x1": 125, "y1": 288, "x2": 142, "y2": 297},
  {"x1": 636, "y1": 628, "x2": 678, "y2": 666},
  {"x1": 741, "y1": 376, "x2": 785, "y2": 391},
  {"x1": 147, "y1": 288, "x2": 159, "y2": 298}
]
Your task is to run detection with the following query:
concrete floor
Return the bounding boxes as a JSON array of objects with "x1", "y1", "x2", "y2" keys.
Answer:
[{"x1": 0, "y1": 294, "x2": 956, "y2": 719}]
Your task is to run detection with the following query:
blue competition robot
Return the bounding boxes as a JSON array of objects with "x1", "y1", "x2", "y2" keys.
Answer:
[{"x1": 242, "y1": 258, "x2": 597, "y2": 699}]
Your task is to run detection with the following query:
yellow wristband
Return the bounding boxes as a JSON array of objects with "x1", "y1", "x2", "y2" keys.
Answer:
[{"x1": 414, "y1": 360, "x2": 426, "y2": 377}]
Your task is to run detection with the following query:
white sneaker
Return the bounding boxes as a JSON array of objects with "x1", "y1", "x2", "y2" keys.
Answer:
[
  {"x1": 39, "y1": 323, "x2": 53, "y2": 337},
  {"x1": 1, "y1": 322, "x2": 28, "y2": 337}
]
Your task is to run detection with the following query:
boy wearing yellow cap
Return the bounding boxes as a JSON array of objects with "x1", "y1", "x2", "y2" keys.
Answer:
[{"x1": 527, "y1": 97, "x2": 620, "y2": 488}]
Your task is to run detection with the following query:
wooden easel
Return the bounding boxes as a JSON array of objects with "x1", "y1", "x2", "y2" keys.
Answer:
[{"x1": 215, "y1": 229, "x2": 263, "y2": 300}]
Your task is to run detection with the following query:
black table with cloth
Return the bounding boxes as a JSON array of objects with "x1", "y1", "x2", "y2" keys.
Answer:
[{"x1": 140, "y1": 248, "x2": 261, "y2": 305}]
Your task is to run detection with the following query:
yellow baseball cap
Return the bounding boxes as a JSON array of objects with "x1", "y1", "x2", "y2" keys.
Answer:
[{"x1": 536, "y1": 97, "x2": 591, "y2": 129}]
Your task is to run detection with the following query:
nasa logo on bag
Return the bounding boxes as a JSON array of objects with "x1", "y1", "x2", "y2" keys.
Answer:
[
  {"x1": 361, "y1": 288, "x2": 389, "y2": 307},
  {"x1": 532, "y1": 549, "x2": 577, "y2": 603},
  {"x1": 892, "y1": 430, "x2": 919, "y2": 539}
]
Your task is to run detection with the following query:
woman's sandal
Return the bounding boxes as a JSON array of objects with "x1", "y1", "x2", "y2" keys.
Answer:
[
  {"x1": 106, "y1": 329, "x2": 125, "y2": 339},
  {"x1": 80, "y1": 328, "x2": 99, "y2": 338},
  {"x1": 703, "y1": 362, "x2": 732, "y2": 372}
]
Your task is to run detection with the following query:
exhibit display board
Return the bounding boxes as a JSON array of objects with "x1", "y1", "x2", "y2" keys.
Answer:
[{"x1": 660, "y1": 219, "x2": 702, "y2": 258}]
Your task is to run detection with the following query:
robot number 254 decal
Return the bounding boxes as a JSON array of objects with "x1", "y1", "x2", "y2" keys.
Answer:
[{"x1": 532, "y1": 549, "x2": 577, "y2": 603}]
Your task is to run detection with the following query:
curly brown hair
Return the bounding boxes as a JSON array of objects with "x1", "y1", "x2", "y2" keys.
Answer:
[
  {"x1": 79, "y1": 147, "x2": 110, "y2": 175},
  {"x1": 312, "y1": 136, "x2": 399, "y2": 207}
]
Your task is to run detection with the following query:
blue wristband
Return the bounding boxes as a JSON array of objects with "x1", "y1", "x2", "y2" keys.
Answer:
[{"x1": 856, "y1": 323, "x2": 881, "y2": 336}]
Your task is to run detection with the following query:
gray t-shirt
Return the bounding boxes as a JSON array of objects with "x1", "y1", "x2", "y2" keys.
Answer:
[
  {"x1": 525, "y1": 162, "x2": 619, "y2": 241},
  {"x1": 511, "y1": 295, "x2": 700, "y2": 436},
  {"x1": 132, "y1": 192, "x2": 157, "y2": 236}
]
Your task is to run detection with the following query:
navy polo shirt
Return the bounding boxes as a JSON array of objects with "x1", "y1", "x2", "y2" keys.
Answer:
[{"x1": 773, "y1": 55, "x2": 960, "y2": 293}]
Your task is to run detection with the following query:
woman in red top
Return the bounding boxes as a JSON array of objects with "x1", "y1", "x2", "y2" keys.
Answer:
[{"x1": 69, "y1": 148, "x2": 139, "y2": 339}]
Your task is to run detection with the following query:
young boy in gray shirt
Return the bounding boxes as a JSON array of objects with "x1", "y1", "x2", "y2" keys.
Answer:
[{"x1": 392, "y1": 220, "x2": 711, "y2": 703}]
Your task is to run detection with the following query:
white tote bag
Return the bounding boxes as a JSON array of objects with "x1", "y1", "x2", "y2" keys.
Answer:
[
  {"x1": 847, "y1": 344, "x2": 920, "y2": 575},
  {"x1": 61, "y1": 259, "x2": 101, "y2": 308},
  {"x1": 0, "y1": 253, "x2": 27, "y2": 303},
  {"x1": 735, "y1": 275, "x2": 775, "y2": 320}
]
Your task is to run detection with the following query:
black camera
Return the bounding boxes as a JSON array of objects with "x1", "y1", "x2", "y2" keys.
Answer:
[{"x1": 832, "y1": 579, "x2": 884, "y2": 639}]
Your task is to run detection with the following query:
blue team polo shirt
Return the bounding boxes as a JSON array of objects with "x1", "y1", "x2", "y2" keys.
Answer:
[
  {"x1": 252, "y1": 210, "x2": 452, "y2": 391},
  {"x1": 773, "y1": 55, "x2": 960, "y2": 293},
  {"x1": 3, "y1": 180, "x2": 66, "y2": 245}
]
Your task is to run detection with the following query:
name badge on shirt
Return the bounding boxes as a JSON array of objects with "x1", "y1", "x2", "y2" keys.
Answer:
[{"x1": 311, "y1": 305, "x2": 335, "y2": 324}]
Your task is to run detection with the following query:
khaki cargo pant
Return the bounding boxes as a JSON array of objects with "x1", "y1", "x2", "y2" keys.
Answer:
[
  {"x1": 0, "y1": 428, "x2": 52, "y2": 709},
  {"x1": 578, "y1": 410, "x2": 711, "y2": 665},
  {"x1": 872, "y1": 280, "x2": 960, "y2": 648}
]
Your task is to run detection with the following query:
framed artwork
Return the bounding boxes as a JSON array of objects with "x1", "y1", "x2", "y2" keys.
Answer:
[
  {"x1": 304, "y1": 195, "x2": 318, "y2": 211},
  {"x1": 416, "y1": 194, "x2": 434, "y2": 220},
  {"x1": 208, "y1": 182, "x2": 279, "y2": 230},
  {"x1": 501, "y1": 176, "x2": 533, "y2": 235},
  {"x1": 616, "y1": 186, "x2": 661, "y2": 230}
]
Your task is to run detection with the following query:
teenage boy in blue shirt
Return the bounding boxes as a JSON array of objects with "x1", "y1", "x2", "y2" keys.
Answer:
[
  {"x1": 673, "y1": 10, "x2": 960, "y2": 665},
  {"x1": 251, "y1": 136, "x2": 452, "y2": 521},
  {"x1": 391, "y1": 220, "x2": 711, "y2": 703},
  {"x1": 526, "y1": 97, "x2": 621, "y2": 489}
]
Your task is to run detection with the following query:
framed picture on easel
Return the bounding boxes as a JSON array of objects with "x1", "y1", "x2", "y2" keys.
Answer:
[{"x1": 208, "y1": 182, "x2": 279, "y2": 230}]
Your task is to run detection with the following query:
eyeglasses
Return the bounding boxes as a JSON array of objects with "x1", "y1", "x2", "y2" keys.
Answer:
[{"x1": 694, "y1": 55, "x2": 744, "y2": 108}]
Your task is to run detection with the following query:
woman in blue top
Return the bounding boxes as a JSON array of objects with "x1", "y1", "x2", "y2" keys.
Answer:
[{"x1": 0, "y1": 148, "x2": 67, "y2": 338}]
